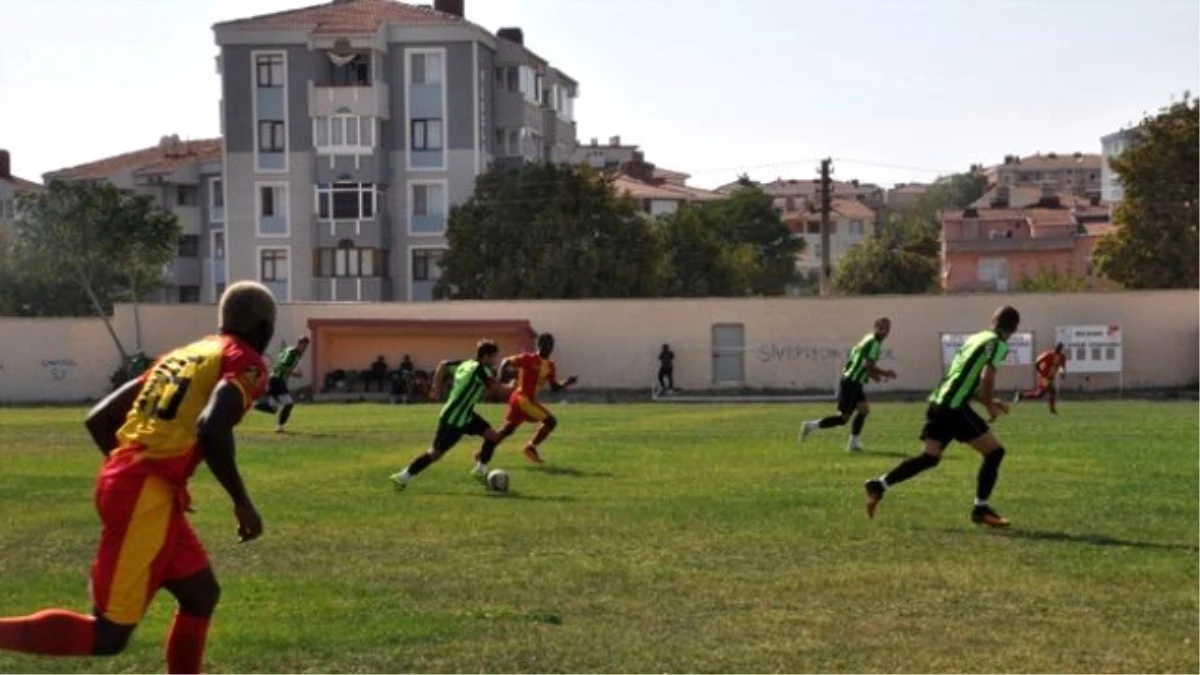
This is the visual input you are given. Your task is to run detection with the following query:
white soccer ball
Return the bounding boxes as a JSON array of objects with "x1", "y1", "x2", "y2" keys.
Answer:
[{"x1": 486, "y1": 469, "x2": 510, "y2": 493}]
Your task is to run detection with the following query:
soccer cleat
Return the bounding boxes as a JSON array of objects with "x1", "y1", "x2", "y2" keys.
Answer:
[
  {"x1": 470, "y1": 465, "x2": 488, "y2": 483},
  {"x1": 971, "y1": 505, "x2": 1011, "y2": 528},
  {"x1": 846, "y1": 439, "x2": 863, "y2": 453},
  {"x1": 523, "y1": 445, "x2": 544, "y2": 464},
  {"x1": 864, "y1": 479, "x2": 885, "y2": 519},
  {"x1": 255, "y1": 401, "x2": 277, "y2": 414},
  {"x1": 389, "y1": 473, "x2": 408, "y2": 492},
  {"x1": 275, "y1": 426, "x2": 288, "y2": 434},
  {"x1": 1012, "y1": 391, "x2": 1022, "y2": 404},
  {"x1": 799, "y1": 421, "x2": 817, "y2": 443}
]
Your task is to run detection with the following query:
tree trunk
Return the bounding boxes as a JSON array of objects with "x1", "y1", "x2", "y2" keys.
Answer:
[{"x1": 81, "y1": 278, "x2": 129, "y2": 365}]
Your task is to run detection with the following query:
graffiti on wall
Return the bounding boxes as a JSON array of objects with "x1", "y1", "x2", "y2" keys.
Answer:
[
  {"x1": 41, "y1": 358, "x2": 79, "y2": 382},
  {"x1": 755, "y1": 343, "x2": 897, "y2": 364}
]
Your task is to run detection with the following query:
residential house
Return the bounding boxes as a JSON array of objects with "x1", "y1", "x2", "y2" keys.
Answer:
[
  {"x1": 719, "y1": 177, "x2": 886, "y2": 213},
  {"x1": 569, "y1": 136, "x2": 640, "y2": 171},
  {"x1": 0, "y1": 149, "x2": 42, "y2": 242},
  {"x1": 885, "y1": 182, "x2": 929, "y2": 214},
  {"x1": 609, "y1": 152, "x2": 722, "y2": 216},
  {"x1": 940, "y1": 185, "x2": 1117, "y2": 293},
  {"x1": 213, "y1": 0, "x2": 580, "y2": 302},
  {"x1": 44, "y1": 137, "x2": 225, "y2": 304},
  {"x1": 984, "y1": 152, "x2": 1103, "y2": 199},
  {"x1": 1100, "y1": 127, "x2": 1139, "y2": 203},
  {"x1": 782, "y1": 198, "x2": 877, "y2": 283}
]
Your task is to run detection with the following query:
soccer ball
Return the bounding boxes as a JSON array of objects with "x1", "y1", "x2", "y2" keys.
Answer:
[{"x1": 486, "y1": 469, "x2": 510, "y2": 493}]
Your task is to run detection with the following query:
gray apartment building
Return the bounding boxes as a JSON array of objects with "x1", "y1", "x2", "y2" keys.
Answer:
[
  {"x1": 213, "y1": 0, "x2": 579, "y2": 302},
  {"x1": 1100, "y1": 127, "x2": 1138, "y2": 203}
]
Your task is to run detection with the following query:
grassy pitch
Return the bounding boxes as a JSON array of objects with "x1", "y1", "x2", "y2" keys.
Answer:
[{"x1": 0, "y1": 400, "x2": 1196, "y2": 673}]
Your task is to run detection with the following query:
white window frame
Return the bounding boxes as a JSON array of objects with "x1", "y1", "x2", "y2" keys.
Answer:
[
  {"x1": 407, "y1": 179, "x2": 449, "y2": 236},
  {"x1": 410, "y1": 52, "x2": 443, "y2": 85},
  {"x1": 313, "y1": 115, "x2": 375, "y2": 154},
  {"x1": 209, "y1": 178, "x2": 225, "y2": 221},
  {"x1": 256, "y1": 245, "x2": 293, "y2": 302},
  {"x1": 251, "y1": 50, "x2": 289, "y2": 174},
  {"x1": 315, "y1": 182, "x2": 377, "y2": 222},
  {"x1": 211, "y1": 230, "x2": 226, "y2": 261},
  {"x1": 406, "y1": 245, "x2": 447, "y2": 302},
  {"x1": 404, "y1": 48, "x2": 448, "y2": 172},
  {"x1": 255, "y1": 182, "x2": 290, "y2": 238}
]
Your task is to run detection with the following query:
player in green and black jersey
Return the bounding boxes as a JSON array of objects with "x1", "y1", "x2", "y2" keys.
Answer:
[
  {"x1": 864, "y1": 306, "x2": 1020, "y2": 527},
  {"x1": 390, "y1": 340, "x2": 512, "y2": 491},
  {"x1": 800, "y1": 317, "x2": 896, "y2": 451},
  {"x1": 255, "y1": 336, "x2": 309, "y2": 433}
]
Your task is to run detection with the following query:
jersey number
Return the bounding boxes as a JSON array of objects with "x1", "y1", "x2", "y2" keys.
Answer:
[{"x1": 137, "y1": 356, "x2": 201, "y2": 421}]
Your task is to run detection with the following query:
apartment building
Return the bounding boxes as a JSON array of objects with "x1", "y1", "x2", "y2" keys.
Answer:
[
  {"x1": 569, "y1": 136, "x2": 639, "y2": 171},
  {"x1": 719, "y1": 177, "x2": 886, "y2": 213},
  {"x1": 0, "y1": 150, "x2": 42, "y2": 242},
  {"x1": 984, "y1": 152, "x2": 1103, "y2": 199},
  {"x1": 44, "y1": 137, "x2": 227, "y2": 304},
  {"x1": 782, "y1": 198, "x2": 877, "y2": 283},
  {"x1": 213, "y1": 0, "x2": 579, "y2": 302},
  {"x1": 940, "y1": 185, "x2": 1116, "y2": 293},
  {"x1": 1100, "y1": 127, "x2": 1139, "y2": 203},
  {"x1": 885, "y1": 182, "x2": 930, "y2": 214}
]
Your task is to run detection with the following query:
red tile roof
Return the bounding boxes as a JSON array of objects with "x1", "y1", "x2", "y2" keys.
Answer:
[
  {"x1": 611, "y1": 173, "x2": 723, "y2": 203},
  {"x1": 47, "y1": 138, "x2": 222, "y2": 181},
  {"x1": 1, "y1": 175, "x2": 42, "y2": 190},
  {"x1": 992, "y1": 153, "x2": 1103, "y2": 171},
  {"x1": 214, "y1": 0, "x2": 464, "y2": 34}
]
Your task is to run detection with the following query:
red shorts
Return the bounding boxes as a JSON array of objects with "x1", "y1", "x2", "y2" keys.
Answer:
[
  {"x1": 505, "y1": 392, "x2": 550, "y2": 426},
  {"x1": 90, "y1": 472, "x2": 209, "y2": 625}
]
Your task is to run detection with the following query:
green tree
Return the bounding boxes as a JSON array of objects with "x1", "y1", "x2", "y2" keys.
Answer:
[
  {"x1": 1015, "y1": 266, "x2": 1087, "y2": 292},
  {"x1": 832, "y1": 237, "x2": 939, "y2": 295},
  {"x1": 1093, "y1": 95, "x2": 1199, "y2": 288},
  {"x1": 13, "y1": 180, "x2": 180, "y2": 360},
  {"x1": 653, "y1": 206, "x2": 750, "y2": 297},
  {"x1": 435, "y1": 163, "x2": 660, "y2": 299},
  {"x1": 694, "y1": 186, "x2": 803, "y2": 295}
]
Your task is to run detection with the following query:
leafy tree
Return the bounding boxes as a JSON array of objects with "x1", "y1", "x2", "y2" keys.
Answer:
[
  {"x1": 653, "y1": 206, "x2": 750, "y2": 297},
  {"x1": 1093, "y1": 95, "x2": 1199, "y2": 288},
  {"x1": 897, "y1": 171, "x2": 989, "y2": 240},
  {"x1": 694, "y1": 186, "x2": 803, "y2": 295},
  {"x1": 832, "y1": 237, "x2": 939, "y2": 295},
  {"x1": 13, "y1": 180, "x2": 179, "y2": 360},
  {"x1": 435, "y1": 163, "x2": 660, "y2": 299},
  {"x1": 1015, "y1": 266, "x2": 1087, "y2": 292}
]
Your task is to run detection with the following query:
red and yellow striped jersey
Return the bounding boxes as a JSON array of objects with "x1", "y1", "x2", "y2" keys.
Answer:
[
  {"x1": 106, "y1": 334, "x2": 267, "y2": 486},
  {"x1": 509, "y1": 352, "x2": 557, "y2": 400}
]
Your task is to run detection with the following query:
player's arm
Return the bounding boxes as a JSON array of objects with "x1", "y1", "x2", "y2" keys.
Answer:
[
  {"x1": 84, "y1": 378, "x2": 144, "y2": 457},
  {"x1": 549, "y1": 366, "x2": 578, "y2": 392},
  {"x1": 974, "y1": 365, "x2": 1009, "y2": 419},
  {"x1": 484, "y1": 370, "x2": 514, "y2": 399},
  {"x1": 196, "y1": 381, "x2": 262, "y2": 542},
  {"x1": 430, "y1": 360, "x2": 458, "y2": 400},
  {"x1": 865, "y1": 359, "x2": 896, "y2": 380}
]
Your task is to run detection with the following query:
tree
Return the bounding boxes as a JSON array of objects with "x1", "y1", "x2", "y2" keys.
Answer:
[
  {"x1": 1093, "y1": 95, "x2": 1199, "y2": 288},
  {"x1": 435, "y1": 163, "x2": 660, "y2": 299},
  {"x1": 1015, "y1": 266, "x2": 1087, "y2": 292},
  {"x1": 694, "y1": 186, "x2": 803, "y2": 295},
  {"x1": 13, "y1": 180, "x2": 180, "y2": 360},
  {"x1": 832, "y1": 237, "x2": 939, "y2": 295},
  {"x1": 897, "y1": 171, "x2": 989, "y2": 241},
  {"x1": 654, "y1": 206, "x2": 751, "y2": 297}
]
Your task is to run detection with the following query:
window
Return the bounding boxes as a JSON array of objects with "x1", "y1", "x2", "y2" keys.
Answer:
[
  {"x1": 410, "y1": 182, "x2": 447, "y2": 235},
  {"x1": 849, "y1": 220, "x2": 864, "y2": 236},
  {"x1": 411, "y1": 119, "x2": 443, "y2": 150},
  {"x1": 210, "y1": 179, "x2": 224, "y2": 209},
  {"x1": 258, "y1": 121, "x2": 285, "y2": 152},
  {"x1": 550, "y1": 84, "x2": 574, "y2": 121},
  {"x1": 978, "y1": 257, "x2": 1009, "y2": 287},
  {"x1": 330, "y1": 55, "x2": 370, "y2": 86},
  {"x1": 256, "y1": 54, "x2": 284, "y2": 88},
  {"x1": 411, "y1": 248, "x2": 445, "y2": 282},
  {"x1": 316, "y1": 245, "x2": 384, "y2": 278},
  {"x1": 213, "y1": 231, "x2": 225, "y2": 260},
  {"x1": 518, "y1": 66, "x2": 539, "y2": 103},
  {"x1": 411, "y1": 52, "x2": 442, "y2": 84},
  {"x1": 314, "y1": 116, "x2": 374, "y2": 151},
  {"x1": 260, "y1": 185, "x2": 280, "y2": 217},
  {"x1": 178, "y1": 286, "x2": 201, "y2": 304},
  {"x1": 494, "y1": 128, "x2": 521, "y2": 156},
  {"x1": 260, "y1": 248, "x2": 288, "y2": 281},
  {"x1": 176, "y1": 186, "x2": 198, "y2": 207},
  {"x1": 258, "y1": 184, "x2": 288, "y2": 235},
  {"x1": 316, "y1": 183, "x2": 376, "y2": 221},
  {"x1": 412, "y1": 183, "x2": 443, "y2": 217},
  {"x1": 178, "y1": 235, "x2": 199, "y2": 258}
]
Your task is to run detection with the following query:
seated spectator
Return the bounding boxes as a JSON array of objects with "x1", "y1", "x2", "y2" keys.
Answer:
[{"x1": 367, "y1": 355, "x2": 389, "y2": 392}]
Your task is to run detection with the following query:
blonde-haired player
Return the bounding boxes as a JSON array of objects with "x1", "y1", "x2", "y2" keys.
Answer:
[{"x1": 0, "y1": 281, "x2": 276, "y2": 674}]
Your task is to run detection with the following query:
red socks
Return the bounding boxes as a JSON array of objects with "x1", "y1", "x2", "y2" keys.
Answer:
[
  {"x1": 166, "y1": 612, "x2": 210, "y2": 674},
  {"x1": 0, "y1": 609, "x2": 96, "y2": 656}
]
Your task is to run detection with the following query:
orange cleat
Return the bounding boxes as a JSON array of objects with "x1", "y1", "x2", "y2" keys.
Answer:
[{"x1": 523, "y1": 445, "x2": 544, "y2": 465}]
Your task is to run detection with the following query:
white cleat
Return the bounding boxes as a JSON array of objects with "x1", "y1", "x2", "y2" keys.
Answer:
[
  {"x1": 846, "y1": 442, "x2": 864, "y2": 453},
  {"x1": 1012, "y1": 391, "x2": 1021, "y2": 404},
  {"x1": 389, "y1": 473, "x2": 409, "y2": 492},
  {"x1": 799, "y1": 421, "x2": 817, "y2": 443}
]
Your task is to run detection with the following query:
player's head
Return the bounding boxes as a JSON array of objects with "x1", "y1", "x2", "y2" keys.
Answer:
[
  {"x1": 661, "y1": 344, "x2": 669, "y2": 351},
  {"x1": 476, "y1": 339, "x2": 500, "y2": 367},
  {"x1": 991, "y1": 305, "x2": 1021, "y2": 340},
  {"x1": 1055, "y1": 342, "x2": 1065, "y2": 354},
  {"x1": 537, "y1": 332, "x2": 555, "y2": 357},
  {"x1": 296, "y1": 336, "x2": 311, "y2": 354},
  {"x1": 218, "y1": 281, "x2": 276, "y2": 354},
  {"x1": 873, "y1": 316, "x2": 891, "y2": 340}
]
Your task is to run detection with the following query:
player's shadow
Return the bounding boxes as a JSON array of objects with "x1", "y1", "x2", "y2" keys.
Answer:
[
  {"x1": 522, "y1": 465, "x2": 615, "y2": 479},
  {"x1": 995, "y1": 528, "x2": 1198, "y2": 552},
  {"x1": 858, "y1": 449, "x2": 916, "y2": 459},
  {"x1": 423, "y1": 490, "x2": 576, "y2": 502}
]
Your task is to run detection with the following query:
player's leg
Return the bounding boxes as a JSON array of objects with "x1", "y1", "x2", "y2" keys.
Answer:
[
  {"x1": 466, "y1": 415, "x2": 504, "y2": 481},
  {"x1": 801, "y1": 380, "x2": 852, "y2": 442},
  {"x1": 1047, "y1": 382, "x2": 1059, "y2": 415},
  {"x1": 847, "y1": 398, "x2": 870, "y2": 452},
  {"x1": 391, "y1": 423, "x2": 459, "y2": 490},
  {"x1": 275, "y1": 390, "x2": 295, "y2": 433},
  {"x1": 965, "y1": 428, "x2": 1010, "y2": 527},
  {"x1": 519, "y1": 398, "x2": 555, "y2": 463},
  {"x1": 162, "y1": 568, "x2": 219, "y2": 674},
  {"x1": 863, "y1": 405, "x2": 950, "y2": 518}
]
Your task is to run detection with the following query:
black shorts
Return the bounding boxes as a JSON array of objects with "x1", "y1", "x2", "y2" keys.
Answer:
[
  {"x1": 267, "y1": 376, "x2": 289, "y2": 398},
  {"x1": 837, "y1": 378, "x2": 866, "y2": 415},
  {"x1": 919, "y1": 403, "x2": 990, "y2": 447},
  {"x1": 432, "y1": 413, "x2": 491, "y2": 452}
]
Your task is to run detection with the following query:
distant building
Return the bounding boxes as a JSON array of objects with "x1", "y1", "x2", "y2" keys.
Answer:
[
  {"x1": 940, "y1": 185, "x2": 1117, "y2": 293},
  {"x1": 886, "y1": 182, "x2": 930, "y2": 214},
  {"x1": 609, "y1": 152, "x2": 722, "y2": 216},
  {"x1": 569, "y1": 136, "x2": 640, "y2": 171},
  {"x1": 1100, "y1": 127, "x2": 1139, "y2": 203},
  {"x1": 0, "y1": 149, "x2": 42, "y2": 241},
  {"x1": 782, "y1": 199, "x2": 877, "y2": 284},
  {"x1": 983, "y1": 152, "x2": 1103, "y2": 199},
  {"x1": 719, "y1": 176, "x2": 886, "y2": 212},
  {"x1": 45, "y1": 137, "x2": 225, "y2": 304}
]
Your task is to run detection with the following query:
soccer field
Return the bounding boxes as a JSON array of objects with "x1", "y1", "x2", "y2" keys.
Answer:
[{"x1": 0, "y1": 401, "x2": 1196, "y2": 673}]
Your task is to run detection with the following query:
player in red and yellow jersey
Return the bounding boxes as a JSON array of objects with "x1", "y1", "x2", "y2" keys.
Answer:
[
  {"x1": 491, "y1": 333, "x2": 577, "y2": 464},
  {"x1": 1014, "y1": 342, "x2": 1067, "y2": 415},
  {"x1": 0, "y1": 282, "x2": 276, "y2": 674}
]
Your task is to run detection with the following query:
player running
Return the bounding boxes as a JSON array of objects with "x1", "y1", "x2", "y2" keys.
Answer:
[
  {"x1": 1014, "y1": 342, "x2": 1067, "y2": 415},
  {"x1": 495, "y1": 333, "x2": 577, "y2": 464},
  {"x1": 863, "y1": 305, "x2": 1021, "y2": 528},
  {"x1": 390, "y1": 340, "x2": 512, "y2": 491},
  {"x1": 799, "y1": 317, "x2": 897, "y2": 451},
  {"x1": 254, "y1": 336, "x2": 309, "y2": 433},
  {"x1": 0, "y1": 282, "x2": 275, "y2": 673}
]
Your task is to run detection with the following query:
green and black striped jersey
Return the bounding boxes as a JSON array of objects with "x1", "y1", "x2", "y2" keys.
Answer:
[
  {"x1": 440, "y1": 360, "x2": 495, "y2": 428},
  {"x1": 930, "y1": 330, "x2": 1008, "y2": 409}
]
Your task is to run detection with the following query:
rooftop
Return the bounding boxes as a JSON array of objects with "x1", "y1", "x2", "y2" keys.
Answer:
[
  {"x1": 611, "y1": 173, "x2": 723, "y2": 203},
  {"x1": 46, "y1": 138, "x2": 222, "y2": 181},
  {"x1": 213, "y1": 0, "x2": 465, "y2": 34}
]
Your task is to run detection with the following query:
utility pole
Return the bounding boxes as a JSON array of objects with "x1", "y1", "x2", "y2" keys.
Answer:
[{"x1": 818, "y1": 158, "x2": 833, "y2": 296}]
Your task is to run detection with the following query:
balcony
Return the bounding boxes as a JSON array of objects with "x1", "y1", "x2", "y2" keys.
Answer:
[
  {"x1": 312, "y1": 212, "x2": 390, "y2": 250},
  {"x1": 943, "y1": 236, "x2": 1074, "y2": 254},
  {"x1": 174, "y1": 205, "x2": 202, "y2": 234},
  {"x1": 309, "y1": 82, "x2": 390, "y2": 120}
]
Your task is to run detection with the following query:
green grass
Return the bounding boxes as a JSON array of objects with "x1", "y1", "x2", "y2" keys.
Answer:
[{"x1": 0, "y1": 401, "x2": 1196, "y2": 673}]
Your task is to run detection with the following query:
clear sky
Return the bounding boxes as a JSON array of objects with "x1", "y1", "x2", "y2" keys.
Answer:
[{"x1": 1, "y1": 0, "x2": 1196, "y2": 189}]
